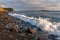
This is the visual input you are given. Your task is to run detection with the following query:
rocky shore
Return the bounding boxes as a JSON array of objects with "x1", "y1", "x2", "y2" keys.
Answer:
[{"x1": 0, "y1": 14, "x2": 56, "y2": 40}]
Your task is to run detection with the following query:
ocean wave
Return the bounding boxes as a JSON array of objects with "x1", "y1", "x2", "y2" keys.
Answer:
[{"x1": 9, "y1": 13, "x2": 60, "y2": 40}]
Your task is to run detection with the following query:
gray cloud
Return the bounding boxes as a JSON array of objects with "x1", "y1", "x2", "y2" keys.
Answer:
[{"x1": 0, "y1": 0, "x2": 60, "y2": 10}]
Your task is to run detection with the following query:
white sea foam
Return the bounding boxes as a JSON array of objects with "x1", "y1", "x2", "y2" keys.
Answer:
[{"x1": 9, "y1": 13, "x2": 60, "y2": 40}]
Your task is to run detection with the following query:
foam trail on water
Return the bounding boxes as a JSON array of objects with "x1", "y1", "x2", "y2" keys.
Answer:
[{"x1": 9, "y1": 13, "x2": 60, "y2": 40}]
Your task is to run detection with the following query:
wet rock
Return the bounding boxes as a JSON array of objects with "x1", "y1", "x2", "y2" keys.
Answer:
[
  {"x1": 5, "y1": 24, "x2": 10, "y2": 28},
  {"x1": 31, "y1": 31, "x2": 49, "y2": 40},
  {"x1": 13, "y1": 24, "x2": 19, "y2": 32},
  {"x1": 48, "y1": 34, "x2": 57, "y2": 40},
  {"x1": 26, "y1": 27, "x2": 36, "y2": 34}
]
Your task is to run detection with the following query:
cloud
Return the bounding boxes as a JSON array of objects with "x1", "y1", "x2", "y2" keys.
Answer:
[
  {"x1": 21, "y1": 0, "x2": 60, "y2": 7},
  {"x1": 0, "y1": 0, "x2": 60, "y2": 10}
]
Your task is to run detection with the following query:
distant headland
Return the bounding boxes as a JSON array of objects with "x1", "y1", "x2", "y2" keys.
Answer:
[{"x1": 18, "y1": 10, "x2": 60, "y2": 12}]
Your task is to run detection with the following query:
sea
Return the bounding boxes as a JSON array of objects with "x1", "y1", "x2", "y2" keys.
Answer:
[{"x1": 9, "y1": 11, "x2": 60, "y2": 40}]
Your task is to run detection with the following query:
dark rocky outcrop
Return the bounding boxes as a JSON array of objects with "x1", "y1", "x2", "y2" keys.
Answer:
[{"x1": 4, "y1": 8, "x2": 14, "y2": 12}]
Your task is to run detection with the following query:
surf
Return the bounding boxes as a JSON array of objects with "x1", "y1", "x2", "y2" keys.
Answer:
[{"x1": 9, "y1": 13, "x2": 60, "y2": 40}]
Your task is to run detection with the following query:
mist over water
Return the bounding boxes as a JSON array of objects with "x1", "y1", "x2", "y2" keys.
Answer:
[{"x1": 9, "y1": 11, "x2": 60, "y2": 40}]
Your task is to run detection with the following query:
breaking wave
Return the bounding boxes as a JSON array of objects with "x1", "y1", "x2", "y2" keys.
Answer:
[{"x1": 9, "y1": 13, "x2": 60, "y2": 40}]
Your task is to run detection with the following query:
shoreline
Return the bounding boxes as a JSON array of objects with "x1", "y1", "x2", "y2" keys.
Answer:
[{"x1": 0, "y1": 14, "x2": 54, "y2": 40}]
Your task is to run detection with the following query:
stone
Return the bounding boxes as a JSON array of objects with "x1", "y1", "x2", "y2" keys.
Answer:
[
  {"x1": 10, "y1": 34, "x2": 14, "y2": 38},
  {"x1": 13, "y1": 24, "x2": 19, "y2": 32},
  {"x1": 6, "y1": 24, "x2": 10, "y2": 28},
  {"x1": 26, "y1": 27, "x2": 36, "y2": 34},
  {"x1": 1, "y1": 29, "x2": 7, "y2": 32},
  {"x1": 0, "y1": 24, "x2": 2, "y2": 29}
]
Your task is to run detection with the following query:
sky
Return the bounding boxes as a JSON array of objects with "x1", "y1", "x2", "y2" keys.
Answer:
[{"x1": 0, "y1": 0, "x2": 60, "y2": 11}]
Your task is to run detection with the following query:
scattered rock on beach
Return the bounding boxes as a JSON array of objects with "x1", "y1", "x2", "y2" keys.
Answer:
[
  {"x1": 0, "y1": 14, "x2": 54, "y2": 40},
  {"x1": 26, "y1": 27, "x2": 36, "y2": 34},
  {"x1": 13, "y1": 24, "x2": 19, "y2": 32}
]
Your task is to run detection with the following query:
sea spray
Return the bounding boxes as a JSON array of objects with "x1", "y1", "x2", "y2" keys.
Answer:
[{"x1": 9, "y1": 13, "x2": 60, "y2": 40}]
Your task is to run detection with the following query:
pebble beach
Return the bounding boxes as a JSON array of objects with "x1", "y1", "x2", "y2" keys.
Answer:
[{"x1": 0, "y1": 13, "x2": 57, "y2": 40}]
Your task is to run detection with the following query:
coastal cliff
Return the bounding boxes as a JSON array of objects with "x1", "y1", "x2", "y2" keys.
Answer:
[{"x1": 0, "y1": 6, "x2": 7, "y2": 15}]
